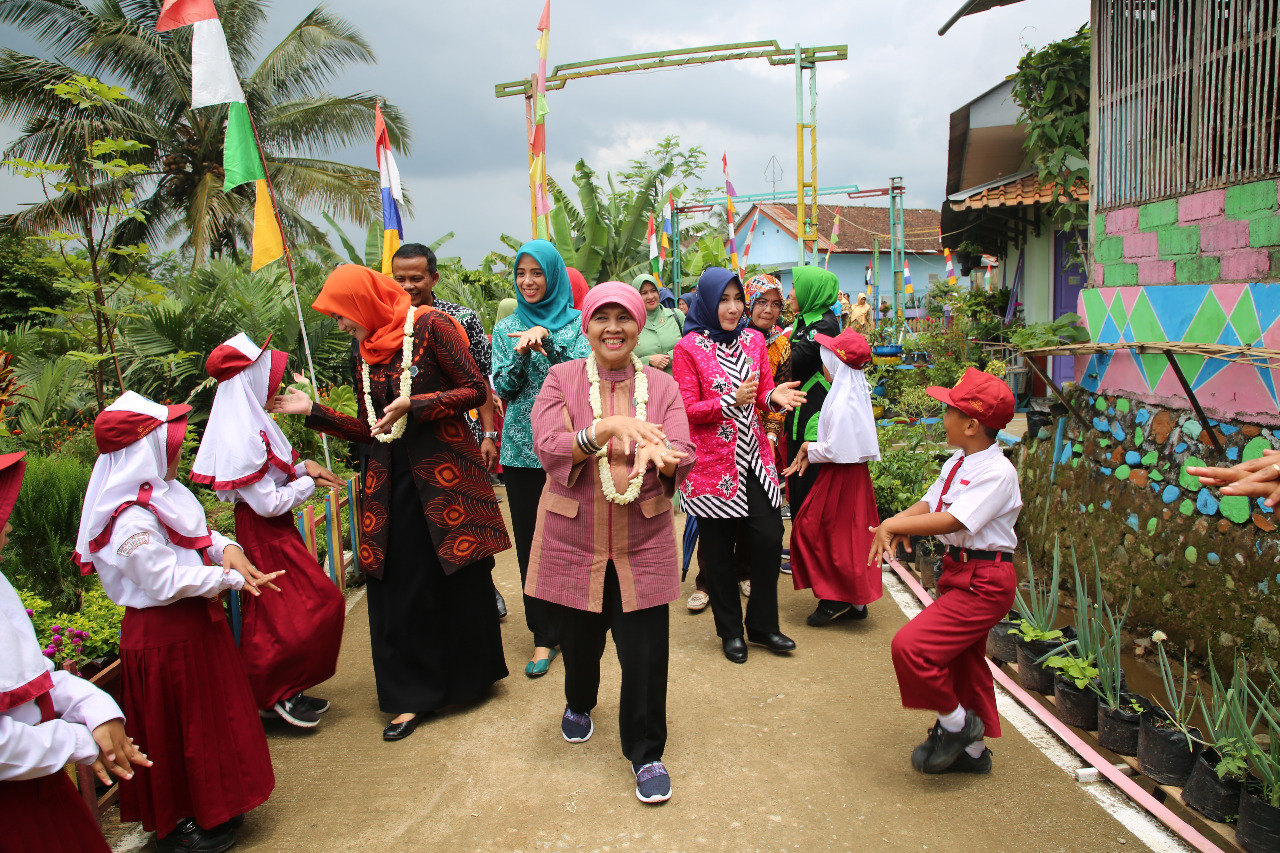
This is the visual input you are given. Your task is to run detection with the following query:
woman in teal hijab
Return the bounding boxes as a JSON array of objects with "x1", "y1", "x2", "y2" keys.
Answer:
[
  {"x1": 492, "y1": 239, "x2": 591, "y2": 678},
  {"x1": 784, "y1": 265, "x2": 843, "y2": 518},
  {"x1": 630, "y1": 274, "x2": 684, "y2": 374}
]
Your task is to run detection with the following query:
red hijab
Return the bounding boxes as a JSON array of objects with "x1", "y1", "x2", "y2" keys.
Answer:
[
  {"x1": 567, "y1": 267, "x2": 590, "y2": 310},
  {"x1": 312, "y1": 265, "x2": 422, "y2": 364}
]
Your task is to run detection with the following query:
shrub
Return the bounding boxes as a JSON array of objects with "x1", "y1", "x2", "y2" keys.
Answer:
[
  {"x1": 19, "y1": 581, "x2": 124, "y2": 665},
  {"x1": 5, "y1": 454, "x2": 93, "y2": 611},
  {"x1": 870, "y1": 423, "x2": 943, "y2": 517}
]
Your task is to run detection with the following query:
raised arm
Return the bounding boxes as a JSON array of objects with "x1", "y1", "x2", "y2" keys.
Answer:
[
  {"x1": 672, "y1": 340, "x2": 727, "y2": 424},
  {"x1": 410, "y1": 312, "x2": 486, "y2": 422}
]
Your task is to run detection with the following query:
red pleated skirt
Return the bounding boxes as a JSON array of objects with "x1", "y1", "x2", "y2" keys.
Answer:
[
  {"x1": 790, "y1": 462, "x2": 883, "y2": 606},
  {"x1": 0, "y1": 772, "x2": 110, "y2": 853},
  {"x1": 119, "y1": 597, "x2": 274, "y2": 837},
  {"x1": 233, "y1": 504, "x2": 345, "y2": 709}
]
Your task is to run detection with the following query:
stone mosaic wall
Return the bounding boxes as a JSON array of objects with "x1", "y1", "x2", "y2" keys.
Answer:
[{"x1": 1016, "y1": 387, "x2": 1280, "y2": 663}]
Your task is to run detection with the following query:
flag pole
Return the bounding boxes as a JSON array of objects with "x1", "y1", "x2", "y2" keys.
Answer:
[{"x1": 243, "y1": 106, "x2": 332, "y2": 469}]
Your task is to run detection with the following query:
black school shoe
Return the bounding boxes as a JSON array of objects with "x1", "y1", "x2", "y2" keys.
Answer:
[
  {"x1": 947, "y1": 747, "x2": 993, "y2": 774},
  {"x1": 807, "y1": 600, "x2": 852, "y2": 626},
  {"x1": 911, "y1": 711, "x2": 986, "y2": 773},
  {"x1": 155, "y1": 818, "x2": 236, "y2": 853}
]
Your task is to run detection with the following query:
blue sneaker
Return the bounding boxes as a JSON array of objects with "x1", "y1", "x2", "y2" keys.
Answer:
[
  {"x1": 561, "y1": 707, "x2": 592, "y2": 743},
  {"x1": 633, "y1": 761, "x2": 672, "y2": 803}
]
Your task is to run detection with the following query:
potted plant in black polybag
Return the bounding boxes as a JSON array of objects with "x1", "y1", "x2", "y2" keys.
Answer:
[
  {"x1": 1138, "y1": 633, "x2": 1203, "y2": 786},
  {"x1": 1181, "y1": 651, "x2": 1252, "y2": 823},
  {"x1": 1235, "y1": 658, "x2": 1280, "y2": 853},
  {"x1": 1009, "y1": 539, "x2": 1065, "y2": 694}
]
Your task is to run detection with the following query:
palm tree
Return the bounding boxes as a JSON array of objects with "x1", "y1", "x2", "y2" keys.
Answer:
[{"x1": 0, "y1": 0, "x2": 411, "y2": 261}]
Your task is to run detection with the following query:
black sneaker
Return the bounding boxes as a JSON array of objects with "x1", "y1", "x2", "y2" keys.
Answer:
[
  {"x1": 807, "y1": 600, "x2": 852, "y2": 626},
  {"x1": 913, "y1": 712, "x2": 985, "y2": 773},
  {"x1": 300, "y1": 695, "x2": 330, "y2": 715},
  {"x1": 633, "y1": 761, "x2": 672, "y2": 804},
  {"x1": 947, "y1": 747, "x2": 993, "y2": 774},
  {"x1": 273, "y1": 694, "x2": 321, "y2": 728},
  {"x1": 495, "y1": 588, "x2": 507, "y2": 618},
  {"x1": 155, "y1": 818, "x2": 236, "y2": 853},
  {"x1": 561, "y1": 706, "x2": 593, "y2": 743},
  {"x1": 841, "y1": 604, "x2": 869, "y2": 621}
]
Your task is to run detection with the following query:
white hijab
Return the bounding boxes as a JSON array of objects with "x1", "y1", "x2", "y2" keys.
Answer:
[
  {"x1": 74, "y1": 392, "x2": 211, "y2": 573},
  {"x1": 813, "y1": 347, "x2": 881, "y2": 464},
  {"x1": 0, "y1": 572, "x2": 53, "y2": 714},
  {"x1": 190, "y1": 333, "x2": 294, "y2": 493}
]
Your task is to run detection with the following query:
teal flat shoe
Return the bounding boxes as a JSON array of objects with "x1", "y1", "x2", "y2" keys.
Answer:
[{"x1": 525, "y1": 648, "x2": 559, "y2": 678}]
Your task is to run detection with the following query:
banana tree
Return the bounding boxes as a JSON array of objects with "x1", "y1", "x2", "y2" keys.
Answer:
[{"x1": 548, "y1": 158, "x2": 675, "y2": 284}]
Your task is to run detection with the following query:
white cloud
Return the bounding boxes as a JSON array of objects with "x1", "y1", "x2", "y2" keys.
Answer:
[{"x1": 0, "y1": 0, "x2": 1088, "y2": 265}]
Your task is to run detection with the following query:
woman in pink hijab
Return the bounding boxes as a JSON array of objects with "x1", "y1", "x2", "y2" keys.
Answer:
[{"x1": 525, "y1": 282, "x2": 695, "y2": 805}]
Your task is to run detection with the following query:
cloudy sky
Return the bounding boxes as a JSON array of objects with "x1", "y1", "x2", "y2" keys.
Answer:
[{"x1": 0, "y1": 0, "x2": 1087, "y2": 265}]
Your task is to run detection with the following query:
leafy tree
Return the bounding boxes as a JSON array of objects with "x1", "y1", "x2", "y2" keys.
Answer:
[
  {"x1": 618, "y1": 135, "x2": 710, "y2": 206},
  {"x1": 0, "y1": 236, "x2": 63, "y2": 329},
  {"x1": 1010, "y1": 24, "x2": 1090, "y2": 230},
  {"x1": 0, "y1": 0, "x2": 411, "y2": 262},
  {"x1": 4, "y1": 76, "x2": 163, "y2": 409}
]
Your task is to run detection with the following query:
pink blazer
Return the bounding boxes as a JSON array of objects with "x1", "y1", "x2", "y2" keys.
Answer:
[
  {"x1": 672, "y1": 328, "x2": 782, "y2": 503},
  {"x1": 526, "y1": 361, "x2": 695, "y2": 613}
]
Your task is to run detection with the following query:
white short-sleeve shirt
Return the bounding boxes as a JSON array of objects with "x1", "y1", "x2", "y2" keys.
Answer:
[{"x1": 920, "y1": 444, "x2": 1022, "y2": 552}]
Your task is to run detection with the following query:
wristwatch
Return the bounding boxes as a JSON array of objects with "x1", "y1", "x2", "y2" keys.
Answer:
[{"x1": 482, "y1": 431, "x2": 500, "y2": 440}]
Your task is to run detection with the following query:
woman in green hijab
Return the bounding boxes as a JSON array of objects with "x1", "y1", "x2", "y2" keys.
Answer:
[
  {"x1": 629, "y1": 274, "x2": 685, "y2": 374},
  {"x1": 784, "y1": 266, "x2": 843, "y2": 518}
]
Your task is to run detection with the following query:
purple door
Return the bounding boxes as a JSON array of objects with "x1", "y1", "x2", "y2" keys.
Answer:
[{"x1": 1053, "y1": 230, "x2": 1087, "y2": 384}]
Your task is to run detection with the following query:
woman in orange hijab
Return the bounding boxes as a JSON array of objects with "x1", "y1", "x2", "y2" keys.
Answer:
[{"x1": 271, "y1": 265, "x2": 512, "y2": 741}]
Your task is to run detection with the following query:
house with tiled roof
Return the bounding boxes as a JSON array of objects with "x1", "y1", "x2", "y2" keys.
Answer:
[
  {"x1": 731, "y1": 203, "x2": 947, "y2": 309},
  {"x1": 941, "y1": 77, "x2": 1090, "y2": 385}
]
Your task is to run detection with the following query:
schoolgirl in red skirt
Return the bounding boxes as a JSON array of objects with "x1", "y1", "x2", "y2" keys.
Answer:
[
  {"x1": 73, "y1": 392, "x2": 281, "y2": 852},
  {"x1": 191, "y1": 333, "x2": 345, "y2": 728},
  {"x1": 0, "y1": 451, "x2": 152, "y2": 853},
  {"x1": 783, "y1": 329, "x2": 883, "y2": 625}
]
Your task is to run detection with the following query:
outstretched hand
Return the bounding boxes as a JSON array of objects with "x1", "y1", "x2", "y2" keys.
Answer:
[
  {"x1": 867, "y1": 523, "x2": 910, "y2": 568},
  {"x1": 267, "y1": 387, "x2": 313, "y2": 416},
  {"x1": 89, "y1": 718, "x2": 151, "y2": 785},
  {"x1": 782, "y1": 441, "x2": 811, "y2": 477},
  {"x1": 303, "y1": 460, "x2": 345, "y2": 489},
  {"x1": 508, "y1": 326, "x2": 550, "y2": 356},
  {"x1": 372, "y1": 396, "x2": 411, "y2": 436},
  {"x1": 629, "y1": 441, "x2": 688, "y2": 479},
  {"x1": 770, "y1": 381, "x2": 807, "y2": 412},
  {"x1": 223, "y1": 544, "x2": 284, "y2": 596},
  {"x1": 598, "y1": 416, "x2": 667, "y2": 455},
  {"x1": 1188, "y1": 449, "x2": 1280, "y2": 506}
]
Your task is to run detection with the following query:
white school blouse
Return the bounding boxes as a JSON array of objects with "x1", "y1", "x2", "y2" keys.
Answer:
[
  {"x1": 921, "y1": 444, "x2": 1022, "y2": 553},
  {"x1": 91, "y1": 506, "x2": 245, "y2": 609},
  {"x1": 216, "y1": 461, "x2": 314, "y2": 518},
  {"x1": 0, "y1": 574, "x2": 123, "y2": 781}
]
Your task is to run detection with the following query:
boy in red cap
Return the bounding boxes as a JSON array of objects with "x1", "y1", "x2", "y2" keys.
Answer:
[{"x1": 869, "y1": 367, "x2": 1021, "y2": 775}]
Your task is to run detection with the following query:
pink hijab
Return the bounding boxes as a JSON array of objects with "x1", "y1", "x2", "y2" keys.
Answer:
[{"x1": 580, "y1": 281, "x2": 647, "y2": 332}]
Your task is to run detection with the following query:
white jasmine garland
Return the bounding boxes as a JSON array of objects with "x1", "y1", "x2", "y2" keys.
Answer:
[
  {"x1": 586, "y1": 352, "x2": 648, "y2": 505},
  {"x1": 362, "y1": 306, "x2": 416, "y2": 443}
]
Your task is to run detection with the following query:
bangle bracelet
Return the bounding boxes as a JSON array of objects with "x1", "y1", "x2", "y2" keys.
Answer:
[{"x1": 590, "y1": 419, "x2": 600, "y2": 448}]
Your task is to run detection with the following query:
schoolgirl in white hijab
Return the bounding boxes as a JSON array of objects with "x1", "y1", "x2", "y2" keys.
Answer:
[
  {"x1": 783, "y1": 329, "x2": 884, "y2": 624},
  {"x1": 76, "y1": 391, "x2": 281, "y2": 853},
  {"x1": 191, "y1": 333, "x2": 345, "y2": 729},
  {"x1": 0, "y1": 450, "x2": 150, "y2": 852}
]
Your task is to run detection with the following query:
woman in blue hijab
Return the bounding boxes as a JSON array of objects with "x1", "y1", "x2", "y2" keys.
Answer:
[
  {"x1": 492, "y1": 239, "x2": 591, "y2": 678},
  {"x1": 658, "y1": 287, "x2": 677, "y2": 310}
]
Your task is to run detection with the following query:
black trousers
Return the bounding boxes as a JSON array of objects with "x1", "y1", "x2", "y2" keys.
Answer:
[
  {"x1": 555, "y1": 564, "x2": 668, "y2": 765},
  {"x1": 698, "y1": 471, "x2": 785, "y2": 640},
  {"x1": 504, "y1": 465, "x2": 561, "y2": 649}
]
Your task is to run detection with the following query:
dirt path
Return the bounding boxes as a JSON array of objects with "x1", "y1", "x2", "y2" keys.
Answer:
[{"x1": 113, "y1": 505, "x2": 1170, "y2": 853}]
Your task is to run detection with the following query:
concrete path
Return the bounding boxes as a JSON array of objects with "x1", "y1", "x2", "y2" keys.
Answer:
[{"x1": 114, "y1": 507, "x2": 1183, "y2": 853}]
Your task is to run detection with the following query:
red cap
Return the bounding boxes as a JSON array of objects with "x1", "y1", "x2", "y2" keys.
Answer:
[
  {"x1": 94, "y1": 404, "x2": 192, "y2": 453},
  {"x1": 813, "y1": 329, "x2": 871, "y2": 369},
  {"x1": 926, "y1": 367, "x2": 1015, "y2": 430}
]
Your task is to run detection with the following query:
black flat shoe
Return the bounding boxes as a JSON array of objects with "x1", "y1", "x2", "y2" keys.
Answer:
[
  {"x1": 807, "y1": 600, "x2": 852, "y2": 626},
  {"x1": 156, "y1": 818, "x2": 235, "y2": 853},
  {"x1": 382, "y1": 716, "x2": 420, "y2": 741},
  {"x1": 747, "y1": 631, "x2": 796, "y2": 653},
  {"x1": 722, "y1": 637, "x2": 748, "y2": 663}
]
